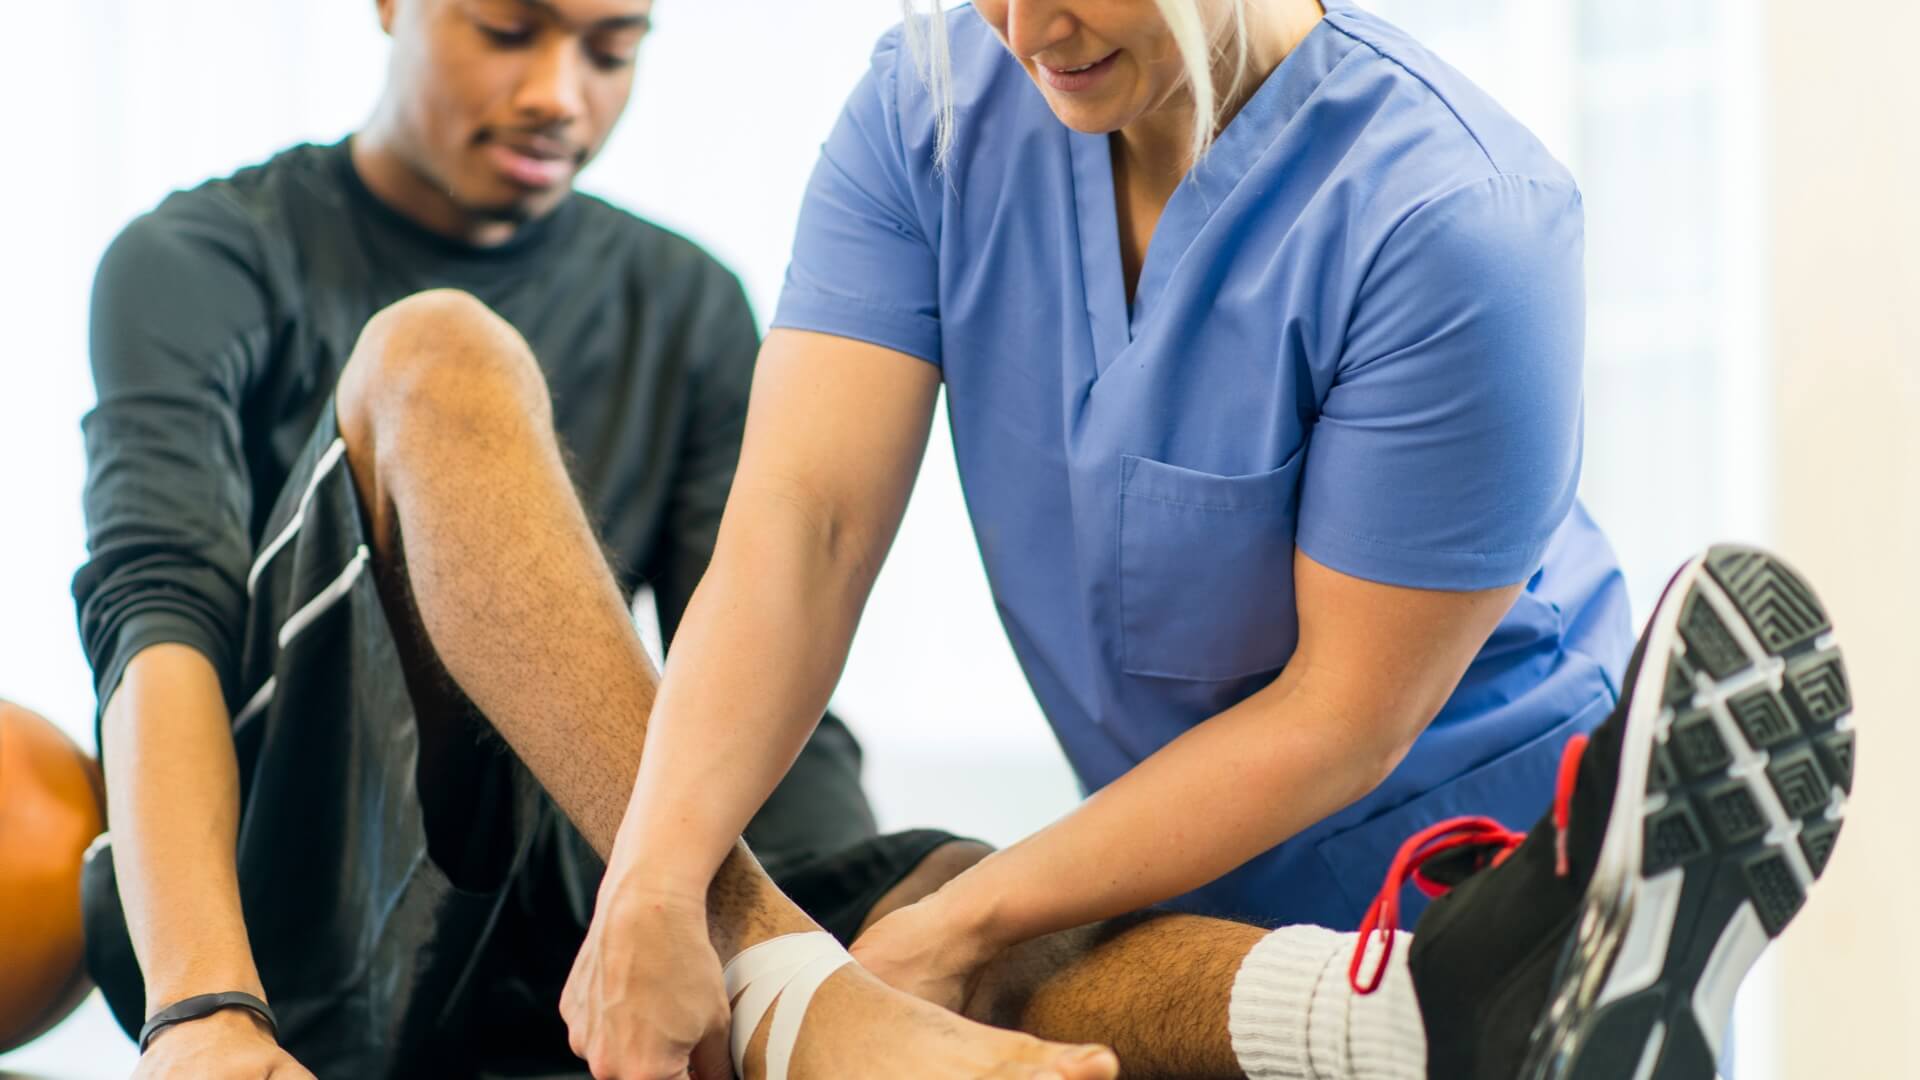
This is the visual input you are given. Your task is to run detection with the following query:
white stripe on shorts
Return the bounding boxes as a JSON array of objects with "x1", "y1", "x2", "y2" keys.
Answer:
[
  {"x1": 246, "y1": 437, "x2": 348, "y2": 597},
  {"x1": 232, "y1": 544, "x2": 371, "y2": 731}
]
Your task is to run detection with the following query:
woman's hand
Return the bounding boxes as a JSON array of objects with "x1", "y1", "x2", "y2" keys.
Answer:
[
  {"x1": 560, "y1": 880, "x2": 733, "y2": 1080},
  {"x1": 850, "y1": 887, "x2": 1002, "y2": 1013}
]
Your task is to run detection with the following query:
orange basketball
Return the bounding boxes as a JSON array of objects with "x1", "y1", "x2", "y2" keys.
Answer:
[{"x1": 0, "y1": 700, "x2": 105, "y2": 1053}]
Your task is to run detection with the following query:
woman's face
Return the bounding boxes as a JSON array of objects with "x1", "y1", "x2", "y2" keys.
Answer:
[{"x1": 973, "y1": 0, "x2": 1206, "y2": 136}]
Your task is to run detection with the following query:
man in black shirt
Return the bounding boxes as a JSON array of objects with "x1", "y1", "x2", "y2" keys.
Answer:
[{"x1": 71, "y1": 1, "x2": 1119, "y2": 1078}]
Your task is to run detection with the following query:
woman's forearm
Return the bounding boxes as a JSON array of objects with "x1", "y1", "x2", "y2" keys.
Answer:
[
  {"x1": 939, "y1": 679, "x2": 1406, "y2": 952},
  {"x1": 933, "y1": 559, "x2": 1519, "y2": 950},
  {"x1": 593, "y1": 329, "x2": 941, "y2": 901},
  {"x1": 606, "y1": 492, "x2": 880, "y2": 896}
]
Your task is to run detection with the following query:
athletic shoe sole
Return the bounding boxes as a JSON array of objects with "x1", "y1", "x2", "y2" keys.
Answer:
[{"x1": 1522, "y1": 544, "x2": 1853, "y2": 1080}]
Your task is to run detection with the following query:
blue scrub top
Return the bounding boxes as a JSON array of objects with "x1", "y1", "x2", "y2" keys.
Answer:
[{"x1": 774, "y1": 0, "x2": 1634, "y2": 928}]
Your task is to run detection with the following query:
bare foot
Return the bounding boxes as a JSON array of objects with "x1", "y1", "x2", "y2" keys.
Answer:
[{"x1": 740, "y1": 962, "x2": 1119, "y2": 1080}]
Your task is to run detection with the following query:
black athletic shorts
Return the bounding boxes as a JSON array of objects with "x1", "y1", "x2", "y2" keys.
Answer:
[{"x1": 79, "y1": 400, "x2": 963, "y2": 1079}]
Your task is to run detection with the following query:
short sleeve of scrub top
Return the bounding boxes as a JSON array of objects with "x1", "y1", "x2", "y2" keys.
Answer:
[
  {"x1": 775, "y1": 31, "x2": 944, "y2": 368},
  {"x1": 1298, "y1": 176, "x2": 1586, "y2": 589},
  {"x1": 773, "y1": 6, "x2": 1631, "y2": 929}
]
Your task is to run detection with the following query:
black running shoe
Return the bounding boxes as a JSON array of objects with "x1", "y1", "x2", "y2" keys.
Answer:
[{"x1": 1349, "y1": 544, "x2": 1854, "y2": 1079}]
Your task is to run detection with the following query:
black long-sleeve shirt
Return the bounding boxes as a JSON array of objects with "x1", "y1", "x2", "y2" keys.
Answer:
[{"x1": 76, "y1": 139, "x2": 759, "y2": 719}]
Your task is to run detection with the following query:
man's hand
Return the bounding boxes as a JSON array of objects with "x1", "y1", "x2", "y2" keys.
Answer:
[
  {"x1": 849, "y1": 888, "x2": 999, "y2": 1014},
  {"x1": 561, "y1": 881, "x2": 734, "y2": 1080},
  {"x1": 131, "y1": 1007, "x2": 312, "y2": 1080}
]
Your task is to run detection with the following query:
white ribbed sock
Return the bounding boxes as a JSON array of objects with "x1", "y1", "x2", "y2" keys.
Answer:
[{"x1": 1228, "y1": 926, "x2": 1427, "y2": 1080}]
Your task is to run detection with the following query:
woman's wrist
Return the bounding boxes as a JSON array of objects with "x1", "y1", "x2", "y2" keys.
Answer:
[
  {"x1": 606, "y1": 791, "x2": 735, "y2": 905},
  {"x1": 598, "y1": 850, "x2": 715, "y2": 913},
  {"x1": 925, "y1": 859, "x2": 1020, "y2": 965}
]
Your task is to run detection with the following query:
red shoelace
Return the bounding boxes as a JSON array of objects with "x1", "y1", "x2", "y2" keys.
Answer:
[{"x1": 1349, "y1": 732, "x2": 1590, "y2": 995}]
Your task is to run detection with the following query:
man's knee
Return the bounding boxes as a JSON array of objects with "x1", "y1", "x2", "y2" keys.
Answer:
[{"x1": 337, "y1": 288, "x2": 550, "y2": 454}]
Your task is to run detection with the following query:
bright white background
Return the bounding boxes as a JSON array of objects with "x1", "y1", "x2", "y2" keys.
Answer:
[{"x1": 0, "y1": 1, "x2": 1777, "y2": 1076}]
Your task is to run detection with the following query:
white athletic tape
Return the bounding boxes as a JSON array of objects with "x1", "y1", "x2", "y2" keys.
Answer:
[{"x1": 722, "y1": 932, "x2": 852, "y2": 1080}]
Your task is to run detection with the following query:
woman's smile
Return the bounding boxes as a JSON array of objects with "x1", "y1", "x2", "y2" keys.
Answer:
[{"x1": 1034, "y1": 49, "x2": 1122, "y2": 93}]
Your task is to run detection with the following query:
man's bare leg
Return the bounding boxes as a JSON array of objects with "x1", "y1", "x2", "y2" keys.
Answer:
[
  {"x1": 853, "y1": 841, "x2": 1264, "y2": 1078},
  {"x1": 862, "y1": 844, "x2": 1422, "y2": 1080},
  {"x1": 969, "y1": 915, "x2": 1265, "y2": 1079},
  {"x1": 870, "y1": 843, "x2": 1423, "y2": 1080},
  {"x1": 331, "y1": 289, "x2": 1116, "y2": 1079}
]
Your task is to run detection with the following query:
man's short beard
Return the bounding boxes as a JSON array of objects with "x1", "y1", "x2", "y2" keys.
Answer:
[{"x1": 464, "y1": 196, "x2": 541, "y2": 225}]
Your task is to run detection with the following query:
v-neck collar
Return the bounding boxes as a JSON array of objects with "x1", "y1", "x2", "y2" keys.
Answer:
[{"x1": 1066, "y1": 4, "x2": 1357, "y2": 375}]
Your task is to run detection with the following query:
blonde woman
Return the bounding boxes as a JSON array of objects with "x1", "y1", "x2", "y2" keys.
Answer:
[{"x1": 563, "y1": 2, "x2": 1855, "y2": 1078}]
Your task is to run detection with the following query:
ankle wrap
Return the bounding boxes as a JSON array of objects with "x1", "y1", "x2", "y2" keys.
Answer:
[{"x1": 722, "y1": 931, "x2": 852, "y2": 1080}]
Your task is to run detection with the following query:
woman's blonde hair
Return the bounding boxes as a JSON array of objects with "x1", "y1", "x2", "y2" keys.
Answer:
[{"x1": 899, "y1": 0, "x2": 1253, "y2": 167}]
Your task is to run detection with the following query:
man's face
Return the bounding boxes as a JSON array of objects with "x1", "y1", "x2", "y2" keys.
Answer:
[{"x1": 380, "y1": 0, "x2": 652, "y2": 223}]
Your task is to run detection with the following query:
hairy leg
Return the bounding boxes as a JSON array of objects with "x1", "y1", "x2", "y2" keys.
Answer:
[
  {"x1": 365, "y1": 523, "x2": 521, "y2": 888},
  {"x1": 867, "y1": 840, "x2": 1267, "y2": 1079},
  {"x1": 336, "y1": 289, "x2": 657, "y2": 858},
  {"x1": 333, "y1": 290, "x2": 1114, "y2": 1079},
  {"x1": 969, "y1": 914, "x2": 1265, "y2": 1080}
]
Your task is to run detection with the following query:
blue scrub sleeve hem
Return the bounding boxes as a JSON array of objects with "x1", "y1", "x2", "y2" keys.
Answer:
[
  {"x1": 771, "y1": 291, "x2": 943, "y2": 369},
  {"x1": 1295, "y1": 519, "x2": 1548, "y2": 592}
]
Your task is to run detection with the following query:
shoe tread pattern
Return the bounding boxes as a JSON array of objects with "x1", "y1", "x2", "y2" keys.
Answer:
[
  {"x1": 1705, "y1": 548, "x2": 1832, "y2": 655},
  {"x1": 1655, "y1": 548, "x2": 1850, "y2": 935},
  {"x1": 1559, "y1": 548, "x2": 1852, "y2": 1080}
]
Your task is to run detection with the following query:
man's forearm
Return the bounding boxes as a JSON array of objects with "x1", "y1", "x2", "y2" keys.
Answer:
[{"x1": 103, "y1": 643, "x2": 265, "y2": 1012}]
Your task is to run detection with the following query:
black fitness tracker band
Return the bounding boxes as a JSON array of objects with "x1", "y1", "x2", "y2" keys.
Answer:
[{"x1": 138, "y1": 991, "x2": 279, "y2": 1052}]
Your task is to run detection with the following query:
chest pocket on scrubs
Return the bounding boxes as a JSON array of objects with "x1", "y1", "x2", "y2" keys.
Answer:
[{"x1": 1118, "y1": 449, "x2": 1305, "y2": 682}]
